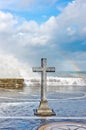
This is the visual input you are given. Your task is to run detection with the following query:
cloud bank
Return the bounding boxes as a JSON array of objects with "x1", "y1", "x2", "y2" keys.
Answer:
[{"x1": 0, "y1": 0, "x2": 86, "y2": 71}]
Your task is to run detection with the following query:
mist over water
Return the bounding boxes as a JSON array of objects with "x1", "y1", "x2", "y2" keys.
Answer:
[{"x1": 0, "y1": 53, "x2": 37, "y2": 79}]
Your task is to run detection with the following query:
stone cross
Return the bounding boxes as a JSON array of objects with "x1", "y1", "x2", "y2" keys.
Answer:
[
  {"x1": 33, "y1": 58, "x2": 55, "y2": 101},
  {"x1": 32, "y1": 58, "x2": 56, "y2": 116}
]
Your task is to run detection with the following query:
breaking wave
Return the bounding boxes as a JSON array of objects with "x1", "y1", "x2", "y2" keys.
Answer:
[
  {"x1": 0, "y1": 53, "x2": 37, "y2": 79},
  {"x1": 25, "y1": 76, "x2": 86, "y2": 86}
]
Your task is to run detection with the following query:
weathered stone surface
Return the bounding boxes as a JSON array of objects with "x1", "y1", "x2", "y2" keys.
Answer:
[
  {"x1": 34, "y1": 100, "x2": 56, "y2": 116},
  {"x1": 0, "y1": 78, "x2": 24, "y2": 89}
]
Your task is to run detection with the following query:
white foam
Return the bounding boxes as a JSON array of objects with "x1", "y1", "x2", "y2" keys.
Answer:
[
  {"x1": 0, "y1": 53, "x2": 38, "y2": 79},
  {"x1": 25, "y1": 77, "x2": 86, "y2": 86},
  {"x1": 47, "y1": 77, "x2": 86, "y2": 86}
]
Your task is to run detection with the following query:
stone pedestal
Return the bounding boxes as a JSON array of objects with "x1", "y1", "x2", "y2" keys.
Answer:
[{"x1": 34, "y1": 100, "x2": 56, "y2": 116}]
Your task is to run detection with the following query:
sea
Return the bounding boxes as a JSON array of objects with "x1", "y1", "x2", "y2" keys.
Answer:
[
  {"x1": 0, "y1": 71, "x2": 86, "y2": 130},
  {"x1": 51, "y1": 71, "x2": 86, "y2": 77}
]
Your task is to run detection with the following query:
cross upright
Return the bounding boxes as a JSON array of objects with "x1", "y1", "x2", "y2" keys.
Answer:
[
  {"x1": 32, "y1": 58, "x2": 56, "y2": 116},
  {"x1": 33, "y1": 58, "x2": 55, "y2": 101}
]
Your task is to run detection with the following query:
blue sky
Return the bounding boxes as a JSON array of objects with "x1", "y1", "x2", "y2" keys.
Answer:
[
  {"x1": 0, "y1": 0, "x2": 86, "y2": 74},
  {"x1": 0, "y1": 0, "x2": 73, "y2": 23}
]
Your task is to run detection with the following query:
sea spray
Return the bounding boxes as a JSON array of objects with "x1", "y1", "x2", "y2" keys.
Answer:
[{"x1": 0, "y1": 53, "x2": 38, "y2": 79}]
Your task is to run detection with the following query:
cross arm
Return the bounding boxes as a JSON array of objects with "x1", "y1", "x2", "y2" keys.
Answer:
[
  {"x1": 32, "y1": 67, "x2": 42, "y2": 72},
  {"x1": 46, "y1": 67, "x2": 55, "y2": 72}
]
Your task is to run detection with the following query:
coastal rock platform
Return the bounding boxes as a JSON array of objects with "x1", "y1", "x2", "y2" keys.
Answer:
[
  {"x1": 0, "y1": 78, "x2": 24, "y2": 89},
  {"x1": 38, "y1": 122, "x2": 86, "y2": 130}
]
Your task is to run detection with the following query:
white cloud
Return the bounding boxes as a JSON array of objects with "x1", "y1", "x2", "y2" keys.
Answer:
[
  {"x1": 13, "y1": 16, "x2": 58, "y2": 46},
  {"x1": 40, "y1": 16, "x2": 58, "y2": 34},
  {"x1": 0, "y1": 11, "x2": 17, "y2": 32},
  {"x1": 55, "y1": 0, "x2": 86, "y2": 43},
  {"x1": 0, "y1": 0, "x2": 86, "y2": 71}
]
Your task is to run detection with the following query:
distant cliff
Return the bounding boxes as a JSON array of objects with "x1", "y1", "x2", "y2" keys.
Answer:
[{"x1": 0, "y1": 78, "x2": 24, "y2": 89}]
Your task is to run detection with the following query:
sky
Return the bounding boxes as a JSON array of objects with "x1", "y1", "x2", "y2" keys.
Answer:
[{"x1": 0, "y1": 0, "x2": 86, "y2": 74}]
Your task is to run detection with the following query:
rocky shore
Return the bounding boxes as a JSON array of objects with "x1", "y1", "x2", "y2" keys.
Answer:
[{"x1": 0, "y1": 78, "x2": 24, "y2": 89}]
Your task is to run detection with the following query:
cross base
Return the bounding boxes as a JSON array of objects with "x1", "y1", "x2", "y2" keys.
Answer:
[{"x1": 34, "y1": 100, "x2": 56, "y2": 116}]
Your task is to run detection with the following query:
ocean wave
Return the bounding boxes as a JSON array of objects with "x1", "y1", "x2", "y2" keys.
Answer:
[{"x1": 25, "y1": 77, "x2": 86, "y2": 86}]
